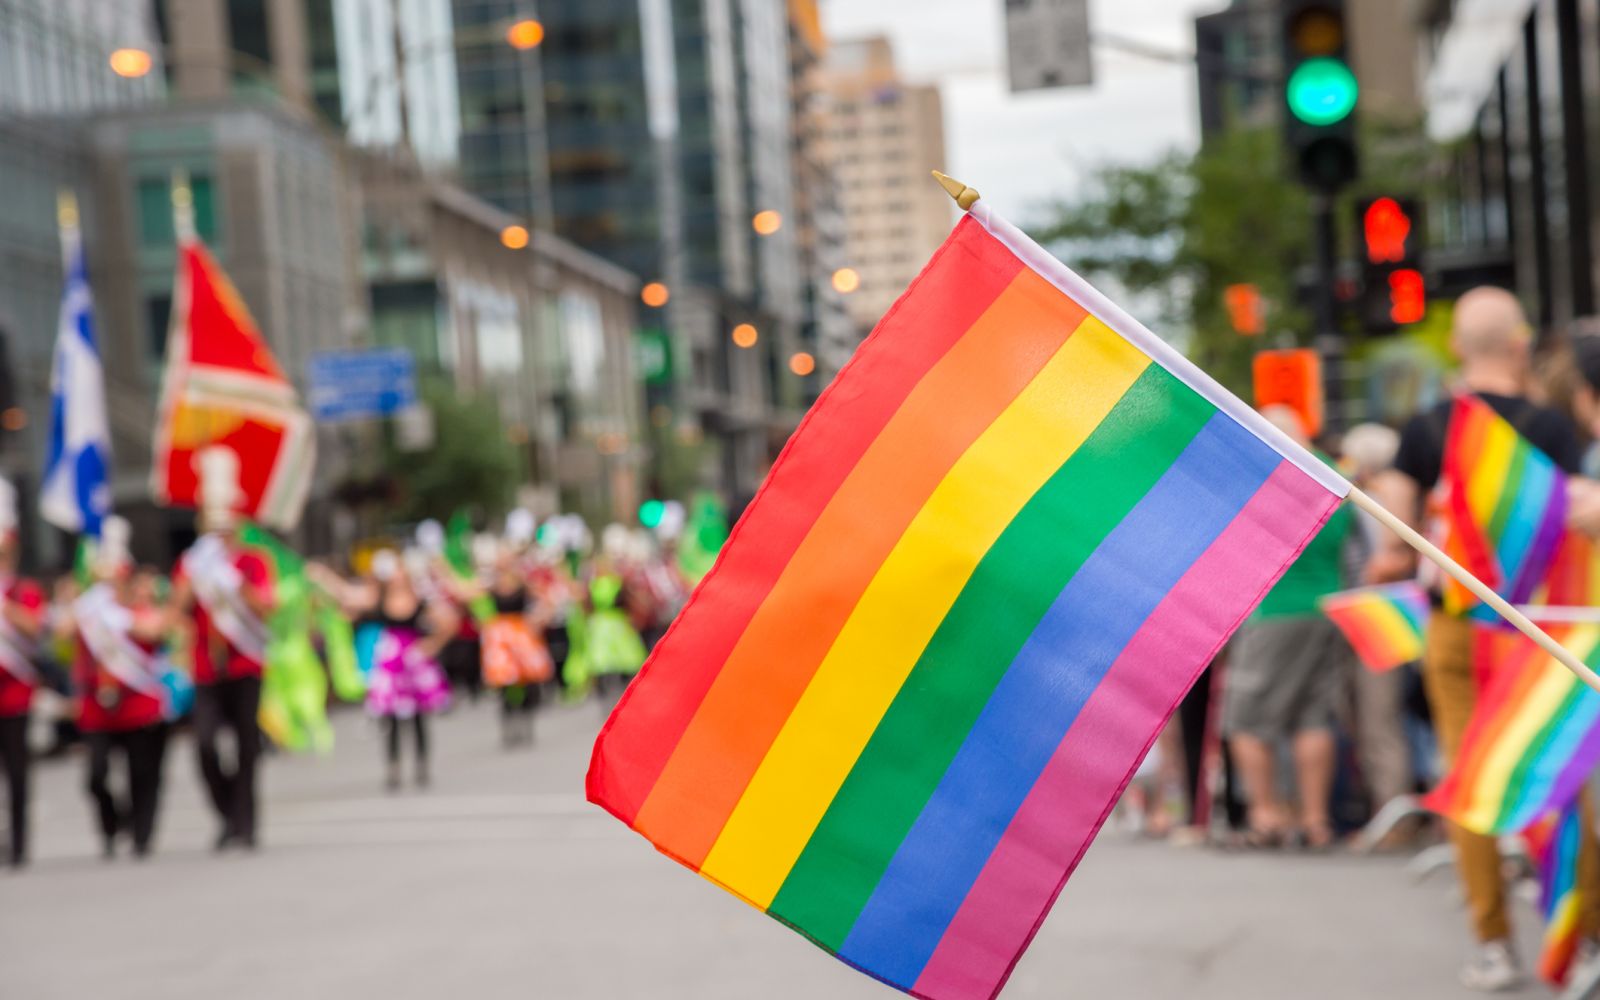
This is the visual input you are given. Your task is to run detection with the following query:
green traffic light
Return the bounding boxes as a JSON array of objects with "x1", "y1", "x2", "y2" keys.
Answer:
[{"x1": 1286, "y1": 57, "x2": 1358, "y2": 126}]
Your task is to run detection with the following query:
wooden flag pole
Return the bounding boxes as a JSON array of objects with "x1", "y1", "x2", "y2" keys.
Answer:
[
  {"x1": 1345, "y1": 489, "x2": 1600, "y2": 694},
  {"x1": 929, "y1": 169, "x2": 1600, "y2": 697}
]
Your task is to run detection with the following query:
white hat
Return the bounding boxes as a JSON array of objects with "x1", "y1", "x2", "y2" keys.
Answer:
[
  {"x1": 196, "y1": 446, "x2": 244, "y2": 530},
  {"x1": 96, "y1": 515, "x2": 132, "y2": 578},
  {"x1": 505, "y1": 508, "x2": 536, "y2": 547},
  {"x1": 415, "y1": 519, "x2": 445, "y2": 555}
]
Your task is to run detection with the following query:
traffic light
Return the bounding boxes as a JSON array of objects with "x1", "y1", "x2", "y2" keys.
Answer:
[
  {"x1": 1224, "y1": 283, "x2": 1265, "y2": 336},
  {"x1": 1280, "y1": 0, "x2": 1358, "y2": 192},
  {"x1": 1355, "y1": 196, "x2": 1426, "y2": 331}
]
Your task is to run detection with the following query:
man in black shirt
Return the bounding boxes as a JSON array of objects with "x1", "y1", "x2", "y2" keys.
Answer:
[{"x1": 1370, "y1": 287, "x2": 1598, "y2": 990}]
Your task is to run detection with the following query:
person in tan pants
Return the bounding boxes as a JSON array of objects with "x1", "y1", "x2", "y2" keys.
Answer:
[{"x1": 1370, "y1": 287, "x2": 1600, "y2": 990}]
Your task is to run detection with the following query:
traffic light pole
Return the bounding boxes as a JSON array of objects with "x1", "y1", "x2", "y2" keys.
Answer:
[{"x1": 1312, "y1": 193, "x2": 1343, "y2": 439}]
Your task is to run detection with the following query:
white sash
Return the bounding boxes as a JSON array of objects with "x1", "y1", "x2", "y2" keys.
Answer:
[
  {"x1": 184, "y1": 534, "x2": 269, "y2": 663},
  {"x1": 75, "y1": 584, "x2": 164, "y2": 697},
  {"x1": 0, "y1": 587, "x2": 38, "y2": 686}
]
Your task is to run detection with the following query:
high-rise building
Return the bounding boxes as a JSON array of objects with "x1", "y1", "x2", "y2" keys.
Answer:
[
  {"x1": 475, "y1": 0, "x2": 810, "y2": 498},
  {"x1": 0, "y1": 0, "x2": 163, "y2": 113},
  {"x1": 319, "y1": 0, "x2": 462, "y2": 169},
  {"x1": 787, "y1": 0, "x2": 856, "y2": 394},
  {"x1": 1419, "y1": 0, "x2": 1596, "y2": 330},
  {"x1": 819, "y1": 36, "x2": 950, "y2": 334}
]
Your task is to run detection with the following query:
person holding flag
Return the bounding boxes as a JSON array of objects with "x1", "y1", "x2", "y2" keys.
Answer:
[
  {"x1": 58, "y1": 517, "x2": 170, "y2": 859},
  {"x1": 1370, "y1": 286, "x2": 1600, "y2": 990},
  {"x1": 0, "y1": 477, "x2": 47, "y2": 868},
  {"x1": 40, "y1": 189, "x2": 111, "y2": 539},
  {"x1": 169, "y1": 448, "x2": 276, "y2": 851}
]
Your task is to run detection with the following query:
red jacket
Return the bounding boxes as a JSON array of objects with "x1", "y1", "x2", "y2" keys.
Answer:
[
  {"x1": 75, "y1": 627, "x2": 164, "y2": 733},
  {"x1": 0, "y1": 579, "x2": 46, "y2": 718},
  {"x1": 177, "y1": 548, "x2": 271, "y2": 685}
]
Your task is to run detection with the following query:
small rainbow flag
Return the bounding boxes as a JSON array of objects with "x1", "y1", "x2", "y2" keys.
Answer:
[
  {"x1": 1525, "y1": 803, "x2": 1584, "y2": 986},
  {"x1": 1319, "y1": 583, "x2": 1428, "y2": 672},
  {"x1": 1426, "y1": 624, "x2": 1600, "y2": 835},
  {"x1": 588, "y1": 200, "x2": 1348, "y2": 1000},
  {"x1": 1439, "y1": 394, "x2": 1567, "y2": 618}
]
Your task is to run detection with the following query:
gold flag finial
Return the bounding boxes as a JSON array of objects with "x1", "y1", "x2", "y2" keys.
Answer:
[
  {"x1": 932, "y1": 170, "x2": 980, "y2": 211},
  {"x1": 56, "y1": 189, "x2": 80, "y2": 231}
]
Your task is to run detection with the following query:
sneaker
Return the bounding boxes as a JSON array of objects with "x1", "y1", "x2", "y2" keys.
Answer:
[
  {"x1": 1460, "y1": 940, "x2": 1523, "y2": 992},
  {"x1": 1563, "y1": 939, "x2": 1600, "y2": 1000}
]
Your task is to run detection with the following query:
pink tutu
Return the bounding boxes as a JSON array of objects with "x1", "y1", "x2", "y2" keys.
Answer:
[{"x1": 365, "y1": 628, "x2": 451, "y2": 718}]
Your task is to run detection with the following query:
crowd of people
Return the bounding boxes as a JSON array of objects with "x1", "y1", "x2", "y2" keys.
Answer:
[
  {"x1": 1119, "y1": 286, "x2": 1600, "y2": 993},
  {"x1": 0, "y1": 446, "x2": 698, "y2": 869}
]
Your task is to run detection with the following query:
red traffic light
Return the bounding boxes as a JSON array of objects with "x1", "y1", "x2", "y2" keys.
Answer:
[
  {"x1": 1389, "y1": 268, "x2": 1426, "y2": 325},
  {"x1": 1363, "y1": 196, "x2": 1412, "y2": 264},
  {"x1": 1224, "y1": 283, "x2": 1265, "y2": 336}
]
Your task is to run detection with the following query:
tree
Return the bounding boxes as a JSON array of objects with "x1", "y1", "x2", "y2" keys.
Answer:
[
  {"x1": 1030, "y1": 127, "x2": 1312, "y2": 393},
  {"x1": 384, "y1": 380, "x2": 520, "y2": 523}
]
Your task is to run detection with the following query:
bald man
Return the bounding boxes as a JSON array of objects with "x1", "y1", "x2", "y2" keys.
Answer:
[{"x1": 1370, "y1": 286, "x2": 1594, "y2": 990}]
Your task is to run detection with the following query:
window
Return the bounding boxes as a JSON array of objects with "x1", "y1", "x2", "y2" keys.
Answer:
[
  {"x1": 145, "y1": 293, "x2": 172, "y2": 364},
  {"x1": 137, "y1": 174, "x2": 217, "y2": 245}
]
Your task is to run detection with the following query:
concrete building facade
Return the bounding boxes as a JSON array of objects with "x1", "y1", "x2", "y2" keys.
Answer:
[{"x1": 819, "y1": 36, "x2": 950, "y2": 334}]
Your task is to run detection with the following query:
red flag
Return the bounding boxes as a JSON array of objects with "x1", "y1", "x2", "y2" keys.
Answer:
[{"x1": 152, "y1": 239, "x2": 314, "y2": 530}]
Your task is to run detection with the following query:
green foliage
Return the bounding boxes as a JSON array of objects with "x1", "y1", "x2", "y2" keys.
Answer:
[
  {"x1": 384, "y1": 381, "x2": 519, "y2": 523},
  {"x1": 1031, "y1": 128, "x2": 1312, "y2": 393}
]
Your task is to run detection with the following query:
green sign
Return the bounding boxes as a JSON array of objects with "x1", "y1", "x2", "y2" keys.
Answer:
[{"x1": 636, "y1": 328, "x2": 673, "y2": 385}]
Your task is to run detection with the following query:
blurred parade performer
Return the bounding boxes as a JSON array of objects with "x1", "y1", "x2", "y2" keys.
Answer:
[
  {"x1": 67, "y1": 518, "x2": 169, "y2": 859},
  {"x1": 1371, "y1": 288, "x2": 1600, "y2": 989},
  {"x1": 0, "y1": 478, "x2": 47, "y2": 868},
  {"x1": 577, "y1": 526, "x2": 650, "y2": 701},
  {"x1": 170, "y1": 448, "x2": 275, "y2": 850},
  {"x1": 482, "y1": 541, "x2": 552, "y2": 747},
  {"x1": 317, "y1": 550, "x2": 459, "y2": 789}
]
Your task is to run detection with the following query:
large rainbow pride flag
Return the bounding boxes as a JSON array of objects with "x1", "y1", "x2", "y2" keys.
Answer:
[
  {"x1": 588, "y1": 199, "x2": 1348, "y2": 1000},
  {"x1": 1439, "y1": 394, "x2": 1567, "y2": 618},
  {"x1": 1319, "y1": 583, "x2": 1428, "y2": 672},
  {"x1": 1426, "y1": 624, "x2": 1600, "y2": 835}
]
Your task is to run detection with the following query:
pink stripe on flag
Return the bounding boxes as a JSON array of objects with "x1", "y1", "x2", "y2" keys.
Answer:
[{"x1": 911, "y1": 461, "x2": 1337, "y2": 1000}]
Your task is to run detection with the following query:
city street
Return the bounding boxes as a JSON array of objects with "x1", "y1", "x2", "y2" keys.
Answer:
[{"x1": 0, "y1": 698, "x2": 1555, "y2": 1000}]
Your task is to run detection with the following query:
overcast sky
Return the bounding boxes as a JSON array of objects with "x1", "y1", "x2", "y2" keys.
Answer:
[{"x1": 821, "y1": 0, "x2": 1226, "y2": 223}]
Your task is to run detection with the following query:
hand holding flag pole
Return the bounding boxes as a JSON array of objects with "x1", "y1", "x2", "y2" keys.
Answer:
[{"x1": 932, "y1": 171, "x2": 1600, "y2": 700}]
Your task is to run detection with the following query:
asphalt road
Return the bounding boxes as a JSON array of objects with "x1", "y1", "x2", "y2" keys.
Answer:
[{"x1": 0, "y1": 697, "x2": 1557, "y2": 999}]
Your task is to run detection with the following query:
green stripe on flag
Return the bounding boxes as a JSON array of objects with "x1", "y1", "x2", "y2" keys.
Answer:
[{"x1": 768, "y1": 363, "x2": 1217, "y2": 948}]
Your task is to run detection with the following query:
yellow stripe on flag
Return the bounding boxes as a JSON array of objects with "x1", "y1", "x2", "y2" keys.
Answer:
[
  {"x1": 1459, "y1": 624, "x2": 1600, "y2": 831},
  {"x1": 697, "y1": 316, "x2": 1151, "y2": 907},
  {"x1": 1466, "y1": 419, "x2": 1514, "y2": 526}
]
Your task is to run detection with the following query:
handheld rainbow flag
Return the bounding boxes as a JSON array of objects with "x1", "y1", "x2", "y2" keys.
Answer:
[
  {"x1": 152, "y1": 212, "x2": 315, "y2": 531},
  {"x1": 1439, "y1": 394, "x2": 1567, "y2": 618},
  {"x1": 1319, "y1": 583, "x2": 1428, "y2": 672},
  {"x1": 587, "y1": 188, "x2": 1348, "y2": 1000},
  {"x1": 1426, "y1": 624, "x2": 1600, "y2": 835},
  {"x1": 1525, "y1": 803, "x2": 1584, "y2": 986}
]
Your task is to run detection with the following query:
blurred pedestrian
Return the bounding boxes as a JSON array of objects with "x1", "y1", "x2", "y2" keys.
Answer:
[
  {"x1": 1369, "y1": 286, "x2": 1600, "y2": 990},
  {"x1": 169, "y1": 449, "x2": 276, "y2": 851},
  {"x1": 1221, "y1": 406, "x2": 1354, "y2": 850},
  {"x1": 66, "y1": 518, "x2": 170, "y2": 860},
  {"x1": 1338, "y1": 423, "x2": 1416, "y2": 826},
  {"x1": 0, "y1": 477, "x2": 47, "y2": 869}
]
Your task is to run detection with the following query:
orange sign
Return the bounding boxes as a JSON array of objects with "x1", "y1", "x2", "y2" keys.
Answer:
[{"x1": 1253, "y1": 348, "x2": 1324, "y2": 438}]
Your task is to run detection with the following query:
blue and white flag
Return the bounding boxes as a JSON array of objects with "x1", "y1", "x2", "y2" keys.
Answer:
[{"x1": 40, "y1": 200, "x2": 111, "y2": 537}]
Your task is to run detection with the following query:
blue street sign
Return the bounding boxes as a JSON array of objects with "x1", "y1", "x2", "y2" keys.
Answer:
[{"x1": 307, "y1": 348, "x2": 417, "y2": 423}]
